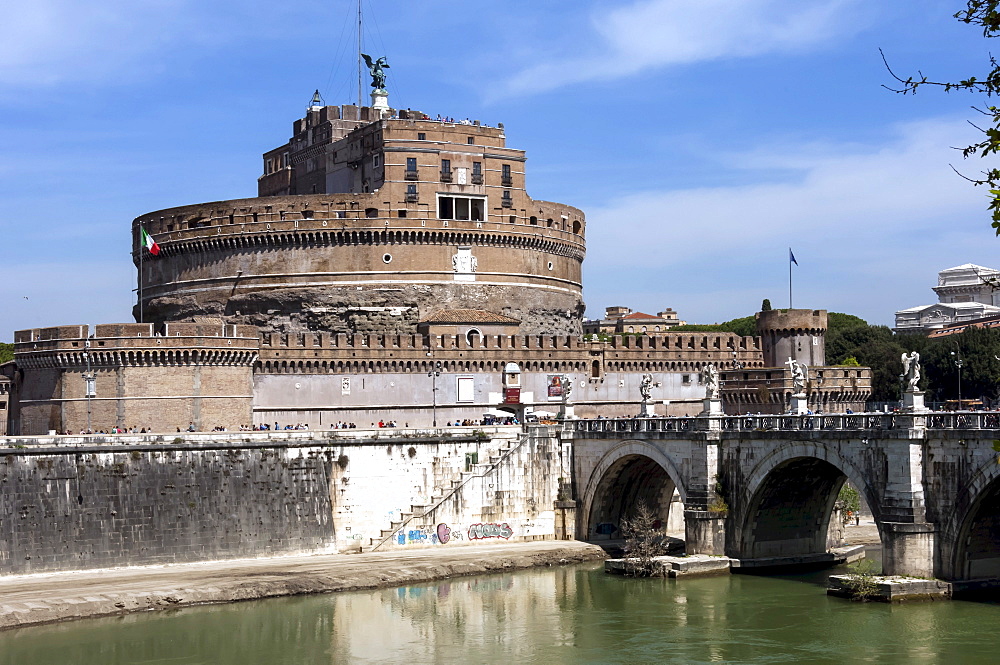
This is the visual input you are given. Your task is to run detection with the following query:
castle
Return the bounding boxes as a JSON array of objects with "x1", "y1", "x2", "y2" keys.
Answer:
[{"x1": 3, "y1": 95, "x2": 870, "y2": 434}]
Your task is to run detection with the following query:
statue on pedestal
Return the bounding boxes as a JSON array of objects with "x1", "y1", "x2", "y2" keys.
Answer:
[
  {"x1": 703, "y1": 364, "x2": 720, "y2": 399},
  {"x1": 640, "y1": 374, "x2": 652, "y2": 401},
  {"x1": 901, "y1": 351, "x2": 921, "y2": 393},
  {"x1": 786, "y1": 357, "x2": 807, "y2": 395},
  {"x1": 362, "y1": 54, "x2": 390, "y2": 91}
]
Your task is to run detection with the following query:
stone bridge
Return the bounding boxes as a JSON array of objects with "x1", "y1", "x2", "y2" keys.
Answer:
[{"x1": 568, "y1": 412, "x2": 1000, "y2": 581}]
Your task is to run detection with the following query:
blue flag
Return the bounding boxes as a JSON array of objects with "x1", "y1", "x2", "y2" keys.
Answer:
[{"x1": 789, "y1": 248, "x2": 798, "y2": 266}]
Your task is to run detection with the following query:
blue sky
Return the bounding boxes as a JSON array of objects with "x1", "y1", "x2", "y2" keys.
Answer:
[{"x1": 1, "y1": 0, "x2": 998, "y2": 340}]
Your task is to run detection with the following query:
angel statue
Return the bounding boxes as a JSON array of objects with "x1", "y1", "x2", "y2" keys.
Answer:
[
  {"x1": 362, "y1": 54, "x2": 390, "y2": 90},
  {"x1": 901, "y1": 351, "x2": 921, "y2": 393},
  {"x1": 786, "y1": 357, "x2": 807, "y2": 394},
  {"x1": 703, "y1": 364, "x2": 720, "y2": 400},
  {"x1": 640, "y1": 374, "x2": 653, "y2": 402}
]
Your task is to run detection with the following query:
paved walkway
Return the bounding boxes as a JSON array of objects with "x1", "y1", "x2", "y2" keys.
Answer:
[{"x1": 0, "y1": 541, "x2": 606, "y2": 630}]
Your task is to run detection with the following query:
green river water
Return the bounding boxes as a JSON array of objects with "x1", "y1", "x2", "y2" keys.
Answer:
[{"x1": 2, "y1": 554, "x2": 999, "y2": 665}]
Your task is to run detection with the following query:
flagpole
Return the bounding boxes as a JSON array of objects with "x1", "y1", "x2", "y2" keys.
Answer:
[
  {"x1": 139, "y1": 231, "x2": 144, "y2": 324},
  {"x1": 788, "y1": 247, "x2": 793, "y2": 309}
]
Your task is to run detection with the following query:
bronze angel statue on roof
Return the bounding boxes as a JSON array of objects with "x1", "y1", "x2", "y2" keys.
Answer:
[{"x1": 362, "y1": 54, "x2": 389, "y2": 90}]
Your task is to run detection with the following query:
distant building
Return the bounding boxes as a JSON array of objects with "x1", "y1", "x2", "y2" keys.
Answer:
[
  {"x1": 584, "y1": 307, "x2": 686, "y2": 335},
  {"x1": 895, "y1": 264, "x2": 1000, "y2": 334}
]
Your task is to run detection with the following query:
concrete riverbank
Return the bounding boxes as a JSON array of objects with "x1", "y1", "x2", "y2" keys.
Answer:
[{"x1": 0, "y1": 541, "x2": 607, "y2": 630}]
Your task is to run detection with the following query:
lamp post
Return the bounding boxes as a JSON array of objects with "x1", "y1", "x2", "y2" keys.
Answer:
[
  {"x1": 951, "y1": 348, "x2": 964, "y2": 409},
  {"x1": 428, "y1": 360, "x2": 442, "y2": 427},
  {"x1": 731, "y1": 349, "x2": 746, "y2": 415},
  {"x1": 83, "y1": 340, "x2": 95, "y2": 434}
]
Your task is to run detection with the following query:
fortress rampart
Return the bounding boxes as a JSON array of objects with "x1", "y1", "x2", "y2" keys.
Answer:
[
  {"x1": 132, "y1": 194, "x2": 586, "y2": 335},
  {"x1": 756, "y1": 308, "x2": 828, "y2": 368},
  {"x1": 12, "y1": 324, "x2": 258, "y2": 435}
]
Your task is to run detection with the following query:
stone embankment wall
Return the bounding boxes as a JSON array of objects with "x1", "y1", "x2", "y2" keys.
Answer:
[
  {"x1": 365, "y1": 426, "x2": 573, "y2": 552},
  {"x1": 0, "y1": 427, "x2": 567, "y2": 575}
]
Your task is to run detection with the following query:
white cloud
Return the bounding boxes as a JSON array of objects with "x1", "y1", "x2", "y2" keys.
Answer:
[
  {"x1": 582, "y1": 117, "x2": 999, "y2": 325},
  {"x1": 499, "y1": 0, "x2": 863, "y2": 96}
]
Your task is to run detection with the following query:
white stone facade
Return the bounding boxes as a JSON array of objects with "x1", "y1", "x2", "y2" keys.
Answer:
[{"x1": 895, "y1": 264, "x2": 1000, "y2": 333}]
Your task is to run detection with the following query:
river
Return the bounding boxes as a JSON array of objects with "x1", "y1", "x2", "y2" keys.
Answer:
[{"x1": 2, "y1": 553, "x2": 998, "y2": 664}]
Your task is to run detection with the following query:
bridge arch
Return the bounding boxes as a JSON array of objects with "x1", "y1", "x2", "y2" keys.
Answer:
[
  {"x1": 580, "y1": 440, "x2": 687, "y2": 542},
  {"x1": 737, "y1": 442, "x2": 881, "y2": 560},
  {"x1": 944, "y1": 458, "x2": 1000, "y2": 580}
]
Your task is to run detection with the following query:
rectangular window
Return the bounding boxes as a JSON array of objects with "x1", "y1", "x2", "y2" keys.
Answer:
[
  {"x1": 467, "y1": 137, "x2": 474, "y2": 144},
  {"x1": 437, "y1": 195, "x2": 485, "y2": 221},
  {"x1": 457, "y1": 376, "x2": 474, "y2": 403},
  {"x1": 417, "y1": 132, "x2": 426, "y2": 140},
  {"x1": 441, "y1": 159, "x2": 451, "y2": 173},
  {"x1": 472, "y1": 162, "x2": 482, "y2": 175},
  {"x1": 372, "y1": 154, "x2": 381, "y2": 168},
  {"x1": 502, "y1": 164, "x2": 511, "y2": 178},
  {"x1": 406, "y1": 157, "x2": 417, "y2": 171},
  {"x1": 406, "y1": 184, "x2": 417, "y2": 195}
]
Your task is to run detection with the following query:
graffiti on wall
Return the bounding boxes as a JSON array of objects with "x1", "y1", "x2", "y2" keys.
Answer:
[{"x1": 467, "y1": 522, "x2": 514, "y2": 540}]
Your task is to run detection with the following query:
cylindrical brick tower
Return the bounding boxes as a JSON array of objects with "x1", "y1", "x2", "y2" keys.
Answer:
[
  {"x1": 755, "y1": 309, "x2": 827, "y2": 368},
  {"x1": 132, "y1": 109, "x2": 586, "y2": 336}
]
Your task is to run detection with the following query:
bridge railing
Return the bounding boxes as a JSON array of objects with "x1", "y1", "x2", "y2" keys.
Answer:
[{"x1": 572, "y1": 411, "x2": 1000, "y2": 434}]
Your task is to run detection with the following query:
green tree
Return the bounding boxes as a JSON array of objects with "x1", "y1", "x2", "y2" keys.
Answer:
[
  {"x1": 761, "y1": 298, "x2": 772, "y2": 311},
  {"x1": 920, "y1": 326, "x2": 1000, "y2": 404},
  {"x1": 0, "y1": 343, "x2": 12, "y2": 365},
  {"x1": 885, "y1": 1, "x2": 1000, "y2": 231}
]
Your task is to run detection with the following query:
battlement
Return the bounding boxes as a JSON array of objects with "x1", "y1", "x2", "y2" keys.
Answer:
[
  {"x1": 756, "y1": 309, "x2": 828, "y2": 334},
  {"x1": 256, "y1": 331, "x2": 760, "y2": 353},
  {"x1": 13, "y1": 324, "x2": 260, "y2": 370},
  {"x1": 132, "y1": 194, "x2": 585, "y2": 248}
]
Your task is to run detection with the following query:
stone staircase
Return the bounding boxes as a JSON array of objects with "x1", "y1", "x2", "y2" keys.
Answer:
[{"x1": 363, "y1": 433, "x2": 528, "y2": 552}]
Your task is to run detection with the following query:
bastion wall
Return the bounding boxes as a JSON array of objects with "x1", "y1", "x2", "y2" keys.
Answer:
[
  {"x1": 0, "y1": 427, "x2": 565, "y2": 574},
  {"x1": 131, "y1": 194, "x2": 586, "y2": 335},
  {"x1": 11, "y1": 323, "x2": 258, "y2": 435}
]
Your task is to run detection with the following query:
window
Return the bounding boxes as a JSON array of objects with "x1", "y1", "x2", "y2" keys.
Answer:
[
  {"x1": 457, "y1": 376, "x2": 475, "y2": 402},
  {"x1": 372, "y1": 153, "x2": 381, "y2": 168},
  {"x1": 682, "y1": 374, "x2": 691, "y2": 385},
  {"x1": 417, "y1": 132, "x2": 426, "y2": 140},
  {"x1": 438, "y1": 195, "x2": 486, "y2": 221},
  {"x1": 405, "y1": 184, "x2": 418, "y2": 202},
  {"x1": 441, "y1": 159, "x2": 451, "y2": 173},
  {"x1": 406, "y1": 157, "x2": 417, "y2": 171},
  {"x1": 467, "y1": 137, "x2": 475, "y2": 144},
  {"x1": 501, "y1": 163, "x2": 512, "y2": 186},
  {"x1": 406, "y1": 184, "x2": 417, "y2": 194},
  {"x1": 397, "y1": 210, "x2": 407, "y2": 217},
  {"x1": 365, "y1": 207, "x2": 378, "y2": 218},
  {"x1": 472, "y1": 162, "x2": 482, "y2": 175},
  {"x1": 501, "y1": 191, "x2": 513, "y2": 208}
]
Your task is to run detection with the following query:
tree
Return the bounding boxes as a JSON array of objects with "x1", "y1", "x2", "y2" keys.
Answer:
[
  {"x1": 761, "y1": 298, "x2": 772, "y2": 311},
  {"x1": 0, "y1": 343, "x2": 12, "y2": 365},
  {"x1": 620, "y1": 501, "x2": 670, "y2": 576},
  {"x1": 884, "y1": 1, "x2": 1000, "y2": 231}
]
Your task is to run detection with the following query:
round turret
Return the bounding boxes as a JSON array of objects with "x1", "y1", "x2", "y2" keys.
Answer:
[{"x1": 755, "y1": 309, "x2": 827, "y2": 368}]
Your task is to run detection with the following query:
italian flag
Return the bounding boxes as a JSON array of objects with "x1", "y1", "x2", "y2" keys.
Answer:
[{"x1": 141, "y1": 227, "x2": 160, "y2": 256}]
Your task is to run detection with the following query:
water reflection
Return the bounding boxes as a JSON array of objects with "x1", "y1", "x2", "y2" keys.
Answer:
[{"x1": 2, "y1": 560, "x2": 1000, "y2": 665}]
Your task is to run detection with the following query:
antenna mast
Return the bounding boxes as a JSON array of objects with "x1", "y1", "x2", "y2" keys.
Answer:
[{"x1": 357, "y1": 0, "x2": 362, "y2": 117}]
